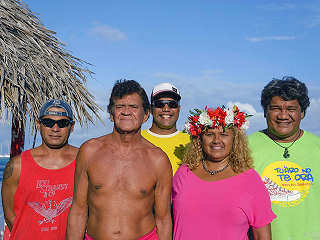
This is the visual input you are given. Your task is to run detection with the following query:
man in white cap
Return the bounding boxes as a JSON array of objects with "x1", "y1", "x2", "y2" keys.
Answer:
[
  {"x1": 142, "y1": 83, "x2": 190, "y2": 175},
  {"x1": 1, "y1": 99, "x2": 78, "y2": 239}
]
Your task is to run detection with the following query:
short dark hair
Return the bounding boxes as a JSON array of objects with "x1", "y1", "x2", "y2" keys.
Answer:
[
  {"x1": 261, "y1": 76, "x2": 310, "y2": 116},
  {"x1": 107, "y1": 79, "x2": 150, "y2": 113}
]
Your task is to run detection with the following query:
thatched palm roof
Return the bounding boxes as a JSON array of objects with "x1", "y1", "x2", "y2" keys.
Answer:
[{"x1": 0, "y1": 0, "x2": 102, "y2": 128}]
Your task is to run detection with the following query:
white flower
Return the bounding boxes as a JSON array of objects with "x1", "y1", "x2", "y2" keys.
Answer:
[
  {"x1": 225, "y1": 108, "x2": 234, "y2": 125},
  {"x1": 198, "y1": 111, "x2": 213, "y2": 126},
  {"x1": 241, "y1": 119, "x2": 250, "y2": 131},
  {"x1": 184, "y1": 122, "x2": 192, "y2": 134}
]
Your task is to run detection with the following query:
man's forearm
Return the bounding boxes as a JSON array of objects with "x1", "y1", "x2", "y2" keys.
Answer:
[
  {"x1": 2, "y1": 193, "x2": 16, "y2": 232},
  {"x1": 156, "y1": 215, "x2": 172, "y2": 240},
  {"x1": 4, "y1": 215, "x2": 15, "y2": 231},
  {"x1": 66, "y1": 205, "x2": 88, "y2": 240}
]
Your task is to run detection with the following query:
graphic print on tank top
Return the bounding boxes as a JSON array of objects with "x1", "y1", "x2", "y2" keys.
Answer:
[
  {"x1": 27, "y1": 179, "x2": 73, "y2": 229},
  {"x1": 261, "y1": 160, "x2": 314, "y2": 207}
]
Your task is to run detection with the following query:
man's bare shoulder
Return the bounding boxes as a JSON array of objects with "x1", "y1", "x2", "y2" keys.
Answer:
[
  {"x1": 80, "y1": 134, "x2": 112, "y2": 151},
  {"x1": 68, "y1": 145, "x2": 79, "y2": 153},
  {"x1": 141, "y1": 138, "x2": 172, "y2": 173},
  {"x1": 141, "y1": 137, "x2": 166, "y2": 155},
  {"x1": 77, "y1": 134, "x2": 114, "y2": 164},
  {"x1": 8, "y1": 154, "x2": 21, "y2": 166},
  {"x1": 2, "y1": 154, "x2": 21, "y2": 182}
]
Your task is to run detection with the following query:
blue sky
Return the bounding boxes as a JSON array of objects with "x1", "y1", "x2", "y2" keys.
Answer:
[{"x1": 1, "y1": 0, "x2": 320, "y2": 152}]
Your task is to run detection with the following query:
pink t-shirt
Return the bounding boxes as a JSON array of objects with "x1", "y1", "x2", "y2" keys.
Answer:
[{"x1": 172, "y1": 165, "x2": 276, "y2": 240}]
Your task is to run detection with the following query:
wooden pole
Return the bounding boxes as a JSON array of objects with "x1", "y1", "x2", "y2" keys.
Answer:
[{"x1": 9, "y1": 117, "x2": 25, "y2": 158}]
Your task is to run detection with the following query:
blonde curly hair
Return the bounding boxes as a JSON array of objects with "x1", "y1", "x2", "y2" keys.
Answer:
[{"x1": 182, "y1": 126, "x2": 253, "y2": 173}]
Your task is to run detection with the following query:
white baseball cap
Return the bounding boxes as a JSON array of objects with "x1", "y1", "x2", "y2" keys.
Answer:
[{"x1": 151, "y1": 83, "x2": 181, "y2": 101}]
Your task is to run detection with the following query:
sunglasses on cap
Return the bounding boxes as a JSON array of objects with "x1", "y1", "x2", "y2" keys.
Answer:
[
  {"x1": 39, "y1": 118, "x2": 73, "y2": 128},
  {"x1": 152, "y1": 100, "x2": 179, "y2": 109}
]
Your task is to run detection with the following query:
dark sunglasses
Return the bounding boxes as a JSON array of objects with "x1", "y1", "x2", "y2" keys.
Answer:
[
  {"x1": 39, "y1": 118, "x2": 73, "y2": 128},
  {"x1": 152, "y1": 100, "x2": 179, "y2": 109}
]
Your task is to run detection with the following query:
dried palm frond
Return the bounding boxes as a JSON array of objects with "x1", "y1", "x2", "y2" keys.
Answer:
[{"x1": 0, "y1": 0, "x2": 102, "y2": 129}]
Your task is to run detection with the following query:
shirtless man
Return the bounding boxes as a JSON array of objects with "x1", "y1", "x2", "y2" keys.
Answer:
[
  {"x1": 1, "y1": 99, "x2": 78, "y2": 239},
  {"x1": 66, "y1": 80, "x2": 172, "y2": 240}
]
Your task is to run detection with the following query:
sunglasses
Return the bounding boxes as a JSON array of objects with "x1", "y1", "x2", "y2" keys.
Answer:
[
  {"x1": 153, "y1": 100, "x2": 179, "y2": 109},
  {"x1": 39, "y1": 118, "x2": 73, "y2": 128}
]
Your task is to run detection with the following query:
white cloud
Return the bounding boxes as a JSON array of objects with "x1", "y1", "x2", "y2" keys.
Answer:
[
  {"x1": 225, "y1": 101, "x2": 266, "y2": 134},
  {"x1": 226, "y1": 101, "x2": 258, "y2": 115},
  {"x1": 246, "y1": 36, "x2": 296, "y2": 43},
  {"x1": 90, "y1": 24, "x2": 127, "y2": 41},
  {"x1": 309, "y1": 98, "x2": 320, "y2": 111}
]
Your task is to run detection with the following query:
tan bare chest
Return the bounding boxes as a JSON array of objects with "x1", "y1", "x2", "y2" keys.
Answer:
[{"x1": 87, "y1": 155, "x2": 157, "y2": 199}]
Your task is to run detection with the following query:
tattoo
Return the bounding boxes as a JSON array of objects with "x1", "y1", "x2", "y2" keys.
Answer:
[{"x1": 3, "y1": 158, "x2": 14, "y2": 180}]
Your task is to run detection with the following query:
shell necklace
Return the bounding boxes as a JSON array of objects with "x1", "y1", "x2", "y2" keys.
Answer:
[{"x1": 201, "y1": 158, "x2": 230, "y2": 175}]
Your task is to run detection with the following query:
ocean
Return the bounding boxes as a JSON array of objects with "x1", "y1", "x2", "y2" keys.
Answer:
[
  {"x1": 0, "y1": 156, "x2": 9, "y2": 236},
  {"x1": 0, "y1": 156, "x2": 8, "y2": 181}
]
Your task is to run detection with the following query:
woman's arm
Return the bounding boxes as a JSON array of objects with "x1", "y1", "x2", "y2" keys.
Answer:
[{"x1": 252, "y1": 223, "x2": 272, "y2": 240}]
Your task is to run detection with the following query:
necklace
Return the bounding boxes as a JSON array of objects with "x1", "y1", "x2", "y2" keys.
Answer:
[
  {"x1": 201, "y1": 159, "x2": 230, "y2": 176},
  {"x1": 269, "y1": 129, "x2": 301, "y2": 159}
]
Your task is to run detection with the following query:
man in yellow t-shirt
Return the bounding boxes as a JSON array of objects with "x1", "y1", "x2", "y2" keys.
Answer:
[{"x1": 141, "y1": 83, "x2": 190, "y2": 175}]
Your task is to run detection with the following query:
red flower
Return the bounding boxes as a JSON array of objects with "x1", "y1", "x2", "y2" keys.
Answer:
[
  {"x1": 189, "y1": 115, "x2": 199, "y2": 123},
  {"x1": 207, "y1": 108, "x2": 215, "y2": 120},
  {"x1": 186, "y1": 105, "x2": 250, "y2": 136},
  {"x1": 189, "y1": 122, "x2": 202, "y2": 137},
  {"x1": 211, "y1": 107, "x2": 227, "y2": 127},
  {"x1": 234, "y1": 111, "x2": 246, "y2": 128}
]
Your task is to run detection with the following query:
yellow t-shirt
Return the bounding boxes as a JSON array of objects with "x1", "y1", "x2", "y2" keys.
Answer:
[{"x1": 141, "y1": 129, "x2": 190, "y2": 175}]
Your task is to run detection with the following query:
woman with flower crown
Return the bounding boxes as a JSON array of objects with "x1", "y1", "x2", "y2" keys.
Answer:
[{"x1": 172, "y1": 105, "x2": 276, "y2": 240}]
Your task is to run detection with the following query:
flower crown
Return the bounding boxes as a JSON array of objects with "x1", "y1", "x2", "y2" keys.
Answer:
[{"x1": 184, "y1": 105, "x2": 251, "y2": 137}]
